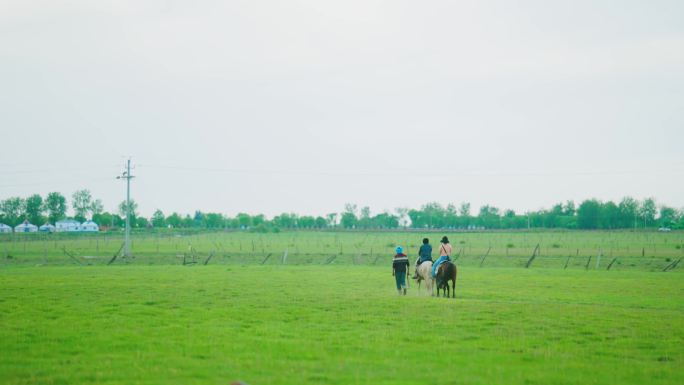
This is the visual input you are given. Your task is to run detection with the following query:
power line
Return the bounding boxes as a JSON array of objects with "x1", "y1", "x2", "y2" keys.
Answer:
[
  {"x1": 136, "y1": 163, "x2": 684, "y2": 178},
  {"x1": 0, "y1": 177, "x2": 114, "y2": 189}
]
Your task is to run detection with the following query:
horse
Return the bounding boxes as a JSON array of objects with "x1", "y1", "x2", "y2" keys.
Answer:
[
  {"x1": 415, "y1": 260, "x2": 434, "y2": 295},
  {"x1": 435, "y1": 261, "x2": 457, "y2": 298}
]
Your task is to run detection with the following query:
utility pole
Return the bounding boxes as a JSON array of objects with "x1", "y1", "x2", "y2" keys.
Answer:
[{"x1": 117, "y1": 158, "x2": 134, "y2": 257}]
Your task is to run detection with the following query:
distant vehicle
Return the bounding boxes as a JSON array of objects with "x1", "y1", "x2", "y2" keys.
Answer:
[{"x1": 658, "y1": 227, "x2": 672, "y2": 232}]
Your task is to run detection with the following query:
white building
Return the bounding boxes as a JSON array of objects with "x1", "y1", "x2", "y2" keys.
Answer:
[
  {"x1": 0, "y1": 223, "x2": 11, "y2": 233},
  {"x1": 80, "y1": 220, "x2": 99, "y2": 232},
  {"x1": 56, "y1": 219, "x2": 80, "y2": 232},
  {"x1": 39, "y1": 223, "x2": 56, "y2": 233},
  {"x1": 15, "y1": 220, "x2": 38, "y2": 233}
]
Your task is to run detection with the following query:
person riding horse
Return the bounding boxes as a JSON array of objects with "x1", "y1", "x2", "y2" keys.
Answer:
[
  {"x1": 412, "y1": 238, "x2": 432, "y2": 279},
  {"x1": 432, "y1": 236, "x2": 452, "y2": 278}
]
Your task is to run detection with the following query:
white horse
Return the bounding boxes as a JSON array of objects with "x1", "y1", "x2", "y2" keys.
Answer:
[{"x1": 415, "y1": 260, "x2": 434, "y2": 295}]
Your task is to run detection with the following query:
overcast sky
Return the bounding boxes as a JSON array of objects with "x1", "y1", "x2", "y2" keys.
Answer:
[{"x1": 1, "y1": 0, "x2": 683, "y2": 218}]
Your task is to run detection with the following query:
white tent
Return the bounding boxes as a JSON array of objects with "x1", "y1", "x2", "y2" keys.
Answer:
[
  {"x1": 39, "y1": 223, "x2": 56, "y2": 233},
  {"x1": 56, "y1": 219, "x2": 80, "y2": 232},
  {"x1": 80, "y1": 220, "x2": 99, "y2": 232},
  {"x1": 0, "y1": 223, "x2": 11, "y2": 233},
  {"x1": 15, "y1": 221, "x2": 38, "y2": 233}
]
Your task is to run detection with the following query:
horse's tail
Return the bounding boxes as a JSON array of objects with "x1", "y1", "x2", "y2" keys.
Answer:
[{"x1": 451, "y1": 263, "x2": 457, "y2": 298}]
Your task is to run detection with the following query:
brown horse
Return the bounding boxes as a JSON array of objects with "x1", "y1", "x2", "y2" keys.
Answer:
[{"x1": 435, "y1": 261, "x2": 457, "y2": 298}]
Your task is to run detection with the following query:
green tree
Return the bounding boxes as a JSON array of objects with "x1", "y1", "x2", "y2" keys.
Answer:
[
  {"x1": 577, "y1": 199, "x2": 601, "y2": 229},
  {"x1": 45, "y1": 192, "x2": 67, "y2": 223},
  {"x1": 371, "y1": 212, "x2": 399, "y2": 228},
  {"x1": 299, "y1": 216, "x2": 315, "y2": 228},
  {"x1": 394, "y1": 207, "x2": 409, "y2": 228},
  {"x1": 118, "y1": 200, "x2": 138, "y2": 225},
  {"x1": 136, "y1": 217, "x2": 149, "y2": 228},
  {"x1": 358, "y1": 206, "x2": 371, "y2": 229},
  {"x1": 252, "y1": 214, "x2": 265, "y2": 227},
  {"x1": 421, "y1": 202, "x2": 446, "y2": 228},
  {"x1": 90, "y1": 199, "x2": 104, "y2": 216},
  {"x1": 152, "y1": 210, "x2": 166, "y2": 228},
  {"x1": 315, "y1": 216, "x2": 327, "y2": 228},
  {"x1": 92, "y1": 212, "x2": 120, "y2": 228},
  {"x1": 458, "y1": 202, "x2": 472, "y2": 228},
  {"x1": 478, "y1": 205, "x2": 500, "y2": 229},
  {"x1": 658, "y1": 206, "x2": 677, "y2": 227},
  {"x1": 236, "y1": 213, "x2": 252, "y2": 229},
  {"x1": 600, "y1": 201, "x2": 619, "y2": 229},
  {"x1": 181, "y1": 215, "x2": 194, "y2": 228},
  {"x1": 273, "y1": 213, "x2": 297, "y2": 228},
  {"x1": 193, "y1": 211, "x2": 205, "y2": 227},
  {"x1": 618, "y1": 197, "x2": 639, "y2": 229},
  {"x1": 24, "y1": 194, "x2": 44, "y2": 225},
  {"x1": 72, "y1": 189, "x2": 93, "y2": 221},
  {"x1": 165, "y1": 213, "x2": 182, "y2": 228},
  {"x1": 639, "y1": 198, "x2": 657, "y2": 228},
  {"x1": 205, "y1": 213, "x2": 224, "y2": 228},
  {"x1": 340, "y1": 204, "x2": 358, "y2": 229},
  {"x1": 459, "y1": 202, "x2": 471, "y2": 217},
  {"x1": 0, "y1": 197, "x2": 26, "y2": 226},
  {"x1": 563, "y1": 200, "x2": 576, "y2": 216},
  {"x1": 325, "y1": 213, "x2": 337, "y2": 228}
]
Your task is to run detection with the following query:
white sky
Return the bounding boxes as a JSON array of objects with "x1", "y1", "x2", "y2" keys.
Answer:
[{"x1": 1, "y1": 0, "x2": 683, "y2": 218}]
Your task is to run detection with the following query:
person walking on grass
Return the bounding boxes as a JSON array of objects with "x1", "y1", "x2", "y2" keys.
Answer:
[
  {"x1": 412, "y1": 238, "x2": 433, "y2": 279},
  {"x1": 392, "y1": 246, "x2": 410, "y2": 295},
  {"x1": 432, "y1": 236, "x2": 453, "y2": 278}
]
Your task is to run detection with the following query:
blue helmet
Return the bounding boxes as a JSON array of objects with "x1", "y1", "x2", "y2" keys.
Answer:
[{"x1": 396, "y1": 246, "x2": 403, "y2": 254}]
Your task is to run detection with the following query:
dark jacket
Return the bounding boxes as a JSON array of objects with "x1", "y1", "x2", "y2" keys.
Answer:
[
  {"x1": 392, "y1": 253, "x2": 409, "y2": 273},
  {"x1": 419, "y1": 244, "x2": 433, "y2": 262}
]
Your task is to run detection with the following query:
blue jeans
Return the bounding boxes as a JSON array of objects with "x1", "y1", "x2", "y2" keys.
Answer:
[
  {"x1": 395, "y1": 272, "x2": 407, "y2": 289},
  {"x1": 432, "y1": 256, "x2": 450, "y2": 277}
]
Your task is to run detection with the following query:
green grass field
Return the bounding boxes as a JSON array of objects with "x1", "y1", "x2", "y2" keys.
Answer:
[
  {"x1": 1, "y1": 231, "x2": 683, "y2": 384},
  {"x1": 2, "y1": 230, "x2": 683, "y2": 270}
]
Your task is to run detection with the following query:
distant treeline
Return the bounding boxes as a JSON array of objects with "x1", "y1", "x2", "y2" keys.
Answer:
[{"x1": 0, "y1": 190, "x2": 681, "y2": 231}]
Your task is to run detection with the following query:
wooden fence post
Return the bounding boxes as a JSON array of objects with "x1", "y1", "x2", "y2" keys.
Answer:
[
  {"x1": 203, "y1": 250, "x2": 215, "y2": 265},
  {"x1": 62, "y1": 247, "x2": 83, "y2": 265},
  {"x1": 479, "y1": 246, "x2": 492, "y2": 267},
  {"x1": 260, "y1": 253, "x2": 272, "y2": 265},
  {"x1": 663, "y1": 258, "x2": 682, "y2": 272},
  {"x1": 525, "y1": 244, "x2": 540, "y2": 268}
]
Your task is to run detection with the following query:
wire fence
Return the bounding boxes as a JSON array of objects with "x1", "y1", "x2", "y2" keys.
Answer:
[{"x1": 1, "y1": 230, "x2": 682, "y2": 271}]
